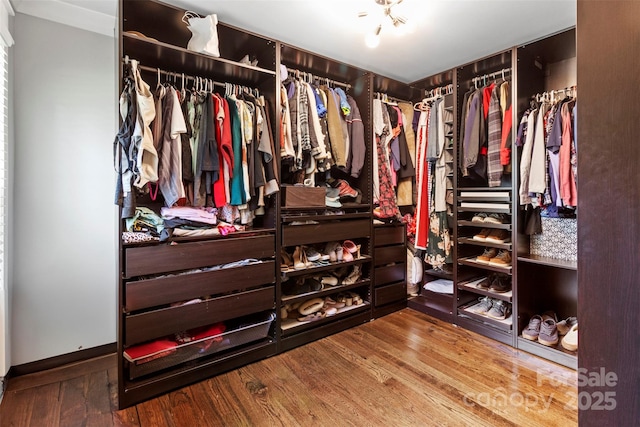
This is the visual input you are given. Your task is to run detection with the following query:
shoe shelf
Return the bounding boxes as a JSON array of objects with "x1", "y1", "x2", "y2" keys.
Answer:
[
  {"x1": 458, "y1": 257, "x2": 512, "y2": 274},
  {"x1": 281, "y1": 203, "x2": 371, "y2": 214},
  {"x1": 407, "y1": 291, "x2": 454, "y2": 323},
  {"x1": 280, "y1": 302, "x2": 371, "y2": 335},
  {"x1": 281, "y1": 255, "x2": 371, "y2": 280},
  {"x1": 517, "y1": 254, "x2": 577, "y2": 271},
  {"x1": 458, "y1": 220, "x2": 511, "y2": 230},
  {"x1": 457, "y1": 301, "x2": 513, "y2": 331},
  {"x1": 457, "y1": 206, "x2": 511, "y2": 214},
  {"x1": 457, "y1": 237, "x2": 512, "y2": 251},
  {"x1": 517, "y1": 336, "x2": 577, "y2": 369},
  {"x1": 281, "y1": 279, "x2": 371, "y2": 304},
  {"x1": 424, "y1": 268, "x2": 454, "y2": 281},
  {"x1": 458, "y1": 278, "x2": 512, "y2": 302}
]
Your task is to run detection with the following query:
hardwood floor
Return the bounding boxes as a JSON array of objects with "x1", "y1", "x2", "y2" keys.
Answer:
[{"x1": 0, "y1": 309, "x2": 578, "y2": 426}]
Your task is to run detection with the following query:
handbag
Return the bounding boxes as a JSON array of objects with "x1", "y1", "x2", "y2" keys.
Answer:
[{"x1": 182, "y1": 11, "x2": 220, "y2": 57}]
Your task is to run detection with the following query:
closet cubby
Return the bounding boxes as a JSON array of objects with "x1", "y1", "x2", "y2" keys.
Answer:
[
  {"x1": 372, "y1": 223, "x2": 407, "y2": 318},
  {"x1": 276, "y1": 44, "x2": 375, "y2": 352},
  {"x1": 515, "y1": 28, "x2": 577, "y2": 368},
  {"x1": 404, "y1": 71, "x2": 457, "y2": 323},
  {"x1": 118, "y1": 0, "x2": 281, "y2": 408}
]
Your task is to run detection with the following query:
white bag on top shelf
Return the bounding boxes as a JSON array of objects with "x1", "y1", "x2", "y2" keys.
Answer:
[{"x1": 182, "y1": 11, "x2": 220, "y2": 57}]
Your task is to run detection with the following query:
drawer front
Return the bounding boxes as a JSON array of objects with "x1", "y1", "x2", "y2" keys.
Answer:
[
  {"x1": 375, "y1": 263, "x2": 406, "y2": 287},
  {"x1": 125, "y1": 261, "x2": 275, "y2": 312},
  {"x1": 124, "y1": 286, "x2": 275, "y2": 346},
  {"x1": 374, "y1": 282, "x2": 407, "y2": 307},
  {"x1": 282, "y1": 219, "x2": 370, "y2": 247},
  {"x1": 124, "y1": 234, "x2": 275, "y2": 278},
  {"x1": 374, "y1": 245, "x2": 405, "y2": 266},
  {"x1": 374, "y1": 225, "x2": 405, "y2": 247}
]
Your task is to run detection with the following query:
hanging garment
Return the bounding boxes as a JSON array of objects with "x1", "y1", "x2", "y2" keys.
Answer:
[
  {"x1": 559, "y1": 101, "x2": 577, "y2": 206},
  {"x1": 528, "y1": 101, "x2": 550, "y2": 195},
  {"x1": 226, "y1": 94, "x2": 246, "y2": 206},
  {"x1": 487, "y1": 86, "x2": 503, "y2": 187},
  {"x1": 397, "y1": 102, "x2": 416, "y2": 206},
  {"x1": 131, "y1": 60, "x2": 158, "y2": 188},
  {"x1": 211, "y1": 93, "x2": 229, "y2": 207},
  {"x1": 499, "y1": 81, "x2": 513, "y2": 172},
  {"x1": 346, "y1": 95, "x2": 366, "y2": 179},
  {"x1": 372, "y1": 99, "x2": 384, "y2": 202},
  {"x1": 158, "y1": 87, "x2": 187, "y2": 207},
  {"x1": 321, "y1": 85, "x2": 346, "y2": 168},
  {"x1": 519, "y1": 109, "x2": 538, "y2": 205},
  {"x1": 374, "y1": 134, "x2": 401, "y2": 219},
  {"x1": 414, "y1": 108, "x2": 431, "y2": 250},
  {"x1": 114, "y1": 67, "x2": 138, "y2": 219}
]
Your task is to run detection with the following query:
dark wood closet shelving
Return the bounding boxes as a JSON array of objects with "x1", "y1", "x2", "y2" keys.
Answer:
[
  {"x1": 458, "y1": 220, "x2": 512, "y2": 230},
  {"x1": 280, "y1": 257, "x2": 372, "y2": 280},
  {"x1": 281, "y1": 303, "x2": 371, "y2": 335},
  {"x1": 457, "y1": 257, "x2": 513, "y2": 274},
  {"x1": 281, "y1": 280, "x2": 371, "y2": 304},
  {"x1": 457, "y1": 237, "x2": 512, "y2": 251},
  {"x1": 517, "y1": 254, "x2": 577, "y2": 270},
  {"x1": 457, "y1": 280, "x2": 513, "y2": 303}
]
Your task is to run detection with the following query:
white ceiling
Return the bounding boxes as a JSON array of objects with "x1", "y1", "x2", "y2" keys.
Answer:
[{"x1": 13, "y1": 0, "x2": 576, "y2": 84}]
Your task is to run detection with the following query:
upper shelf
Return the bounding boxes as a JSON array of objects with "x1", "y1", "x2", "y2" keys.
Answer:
[
  {"x1": 518, "y1": 254, "x2": 577, "y2": 270},
  {"x1": 122, "y1": 34, "x2": 276, "y2": 87}
]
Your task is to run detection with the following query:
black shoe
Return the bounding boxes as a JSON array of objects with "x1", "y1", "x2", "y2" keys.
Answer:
[{"x1": 489, "y1": 274, "x2": 512, "y2": 293}]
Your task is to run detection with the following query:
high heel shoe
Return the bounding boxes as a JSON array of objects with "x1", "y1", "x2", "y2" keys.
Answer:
[
  {"x1": 293, "y1": 246, "x2": 309, "y2": 270},
  {"x1": 281, "y1": 248, "x2": 294, "y2": 272}
]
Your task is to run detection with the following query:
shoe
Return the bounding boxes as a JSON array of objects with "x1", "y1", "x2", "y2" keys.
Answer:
[
  {"x1": 281, "y1": 249, "x2": 294, "y2": 272},
  {"x1": 321, "y1": 276, "x2": 339, "y2": 286},
  {"x1": 538, "y1": 319, "x2": 559, "y2": 346},
  {"x1": 474, "y1": 296, "x2": 493, "y2": 314},
  {"x1": 471, "y1": 212, "x2": 487, "y2": 222},
  {"x1": 522, "y1": 315, "x2": 543, "y2": 340},
  {"x1": 324, "y1": 241, "x2": 341, "y2": 262},
  {"x1": 487, "y1": 300, "x2": 511, "y2": 320},
  {"x1": 475, "y1": 276, "x2": 492, "y2": 290},
  {"x1": 342, "y1": 247, "x2": 354, "y2": 262},
  {"x1": 341, "y1": 265, "x2": 362, "y2": 285},
  {"x1": 305, "y1": 246, "x2": 322, "y2": 262},
  {"x1": 561, "y1": 324, "x2": 578, "y2": 351},
  {"x1": 488, "y1": 274, "x2": 511, "y2": 293},
  {"x1": 485, "y1": 229, "x2": 511, "y2": 243},
  {"x1": 557, "y1": 316, "x2": 578, "y2": 335},
  {"x1": 472, "y1": 228, "x2": 492, "y2": 241},
  {"x1": 293, "y1": 246, "x2": 311, "y2": 270},
  {"x1": 541, "y1": 311, "x2": 558, "y2": 323},
  {"x1": 489, "y1": 250, "x2": 512, "y2": 267},
  {"x1": 476, "y1": 248, "x2": 498, "y2": 263},
  {"x1": 333, "y1": 179, "x2": 358, "y2": 198},
  {"x1": 484, "y1": 213, "x2": 507, "y2": 224}
]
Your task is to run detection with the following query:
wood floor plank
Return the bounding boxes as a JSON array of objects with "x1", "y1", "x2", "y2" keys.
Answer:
[
  {"x1": 106, "y1": 366, "x2": 141, "y2": 427},
  {"x1": 0, "y1": 309, "x2": 578, "y2": 426}
]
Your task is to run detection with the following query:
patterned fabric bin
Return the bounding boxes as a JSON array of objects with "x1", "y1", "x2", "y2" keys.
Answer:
[{"x1": 530, "y1": 217, "x2": 577, "y2": 261}]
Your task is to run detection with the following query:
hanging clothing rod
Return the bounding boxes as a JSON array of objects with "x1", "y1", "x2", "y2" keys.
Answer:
[
  {"x1": 285, "y1": 67, "x2": 352, "y2": 89},
  {"x1": 424, "y1": 83, "x2": 453, "y2": 99},
  {"x1": 374, "y1": 92, "x2": 412, "y2": 104},
  {"x1": 472, "y1": 68, "x2": 512, "y2": 86},
  {"x1": 534, "y1": 85, "x2": 577, "y2": 102}
]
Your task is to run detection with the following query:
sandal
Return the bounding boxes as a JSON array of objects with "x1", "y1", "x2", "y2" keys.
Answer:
[
  {"x1": 281, "y1": 248, "x2": 294, "y2": 272},
  {"x1": 297, "y1": 312, "x2": 325, "y2": 322},
  {"x1": 293, "y1": 246, "x2": 311, "y2": 270},
  {"x1": 341, "y1": 265, "x2": 362, "y2": 285}
]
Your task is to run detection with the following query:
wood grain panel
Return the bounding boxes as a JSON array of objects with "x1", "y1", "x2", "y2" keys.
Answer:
[
  {"x1": 374, "y1": 281, "x2": 407, "y2": 306},
  {"x1": 374, "y1": 263, "x2": 406, "y2": 286},
  {"x1": 577, "y1": 1, "x2": 640, "y2": 425},
  {"x1": 374, "y1": 224, "x2": 405, "y2": 246},
  {"x1": 125, "y1": 261, "x2": 275, "y2": 312},
  {"x1": 124, "y1": 287, "x2": 275, "y2": 346},
  {"x1": 124, "y1": 235, "x2": 275, "y2": 278},
  {"x1": 281, "y1": 219, "x2": 370, "y2": 247},
  {"x1": 373, "y1": 245, "x2": 405, "y2": 266}
]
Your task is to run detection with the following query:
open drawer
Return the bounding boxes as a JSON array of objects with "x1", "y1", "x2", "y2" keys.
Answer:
[
  {"x1": 124, "y1": 286, "x2": 275, "y2": 346},
  {"x1": 125, "y1": 261, "x2": 275, "y2": 312},
  {"x1": 124, "y1": 311, "x2": 276, "y2": 380},
  {"x1": 124, "y1": 234, "x2": 275, "y2": 278}
]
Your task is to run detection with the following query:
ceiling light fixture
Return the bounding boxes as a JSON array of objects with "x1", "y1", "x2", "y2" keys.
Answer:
[{"x1": 359, "y1": 0, "x2": 409, "y2": 48}]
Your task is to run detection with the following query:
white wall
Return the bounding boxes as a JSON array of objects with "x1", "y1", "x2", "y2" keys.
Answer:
[{"x1": 12, "y1": 13, "x2": 116, "y2": 365}]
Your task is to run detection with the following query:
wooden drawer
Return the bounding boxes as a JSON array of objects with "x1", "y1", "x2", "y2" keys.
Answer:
[
  {"x1": 124, "y1": 286, "x2": 275, "y2": 346},
  {"x1": 375, "y1": 263, "x2": 406, "y2": 287},
  {"x1": 374, "y1": 245, "x2": 405, "y2": 266},
  {"x1": 282, "y1": 219, "x2": 370, "y2": 247},
  {"x1": 124, "y1": 235, "x2": 275, "y2": 278},
  {"x1": 125, "y1": 261, "x2": 275, "y2": 312},
  {"x1": 374, "y1": 282, "x2": 406, "y2": 307},
  {"x1": 374, "y1": 225, "x2": 405, "y2": 247}
]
